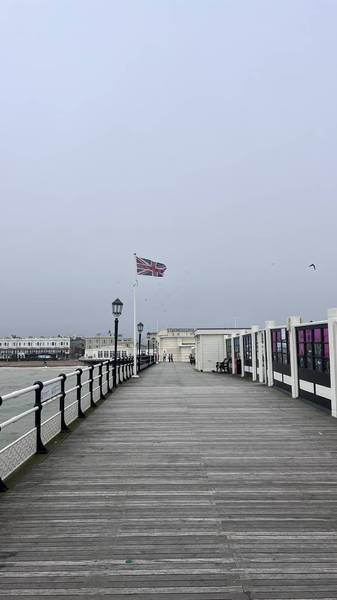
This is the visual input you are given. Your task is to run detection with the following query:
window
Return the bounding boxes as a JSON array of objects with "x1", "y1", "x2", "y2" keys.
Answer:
[
  {"x1": 272, "y1": 328, "x2": 289, "y2": 365},
  {"x1": 297, "y1": 325, "x2": 329, "y2": 373},
  {"x1": 98, "y1": 351, "x2": 103, "y2": 358},
  {"x1": 243, "y1": 335, "x2": 252, "y2": 364}
]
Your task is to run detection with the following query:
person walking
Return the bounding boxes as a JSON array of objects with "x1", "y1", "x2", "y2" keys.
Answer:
[{"x1": 163, "y1": 352, "x2": 167, "y2": 362}]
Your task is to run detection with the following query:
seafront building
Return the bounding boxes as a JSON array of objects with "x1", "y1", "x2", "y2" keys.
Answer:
[
  {"x1": 84, "y1": 336, "x2": 135, "y2": 360},
  {"x1": 0, "y1": 336, "x2": 71, "y2": 360}
]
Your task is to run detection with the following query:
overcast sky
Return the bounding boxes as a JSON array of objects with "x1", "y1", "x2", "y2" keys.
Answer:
[{"x1": 1, "y1": 0, "x2": 337, "y2": 337}]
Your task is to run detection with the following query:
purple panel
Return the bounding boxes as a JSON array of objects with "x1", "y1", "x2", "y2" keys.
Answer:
[
  {"x1": 277, "y1": 330, "x2": 281, "y2": 341},
  {"x1": 305, "y1": 329, "x2": 313, "y2": 342},
  {"x1": 298, "y1": 330, "x2": 305, "y2": 343},
  {"x1": 314, "y1": 328, "x2": 322, "y2": 342},
  {"x1": 272, "y1": 331, "x2": 276, "y2": 343},
  {"x1": 324, "y1": 343, "x2": 330, "y2": 358},
  {"x1": 299, "y1": 343, "x2": 305, "y2": 356},
  {"x1": 323, "y1": 327, "x2": 329, "y2": 342}
]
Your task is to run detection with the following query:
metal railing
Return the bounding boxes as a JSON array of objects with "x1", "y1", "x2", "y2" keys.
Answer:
[
  {"x1": 137, "y1": 354, "x2": 156, "y2": 372},
  {"x1": 0, "y1": 355, "x2": 155, "y2": 491}
]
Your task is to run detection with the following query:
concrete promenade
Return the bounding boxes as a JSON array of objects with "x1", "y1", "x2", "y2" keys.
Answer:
[{"x1": 2, "y1": 364, "x2": 337, "y2": 598}]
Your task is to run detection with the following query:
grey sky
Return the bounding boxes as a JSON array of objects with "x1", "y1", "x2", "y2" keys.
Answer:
[{"x1": 1, "y1": 0, "x2": 337, "y2": 336}]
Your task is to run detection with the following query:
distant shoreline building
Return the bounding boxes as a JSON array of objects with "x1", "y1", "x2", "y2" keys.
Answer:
[{"x1": 0, "y1": 336, "x2": 71, "y2": 361}]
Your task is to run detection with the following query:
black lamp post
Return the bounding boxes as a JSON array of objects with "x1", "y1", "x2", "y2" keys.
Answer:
[
  {"x1": 112, "y1": 298, "x2": 123, "y2": 388},
  {"x1": 137, "y1": 322, "x2": 144, "y2": 372},
  {"x1": 147, "y1": 332, "x2": 151, "y2": 356},
  {"x1": 152, "y1": 336, "x2": 156, "y2": 362}
]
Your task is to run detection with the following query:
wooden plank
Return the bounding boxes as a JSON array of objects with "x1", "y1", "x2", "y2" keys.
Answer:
[{"x1": 2, "y1": 363, "x2": 337, "y2": 598}]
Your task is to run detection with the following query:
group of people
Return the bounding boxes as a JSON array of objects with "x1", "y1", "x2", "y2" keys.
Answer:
[{"x1": 162, "y1": 352, "x2": 174, "y2": 363}]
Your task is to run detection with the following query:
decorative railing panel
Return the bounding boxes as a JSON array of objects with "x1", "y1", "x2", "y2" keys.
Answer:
[
  {"x1": 41, "y1": 413, "x2": 62, "y2": 445},
  {"x1": 0, "y1": 429, "x2": 36, "y2": 482}
]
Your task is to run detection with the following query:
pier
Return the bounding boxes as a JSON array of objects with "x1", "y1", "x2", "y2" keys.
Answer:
[{"x1": 2, "y1": 363, "x2": 337, "y2": 598}]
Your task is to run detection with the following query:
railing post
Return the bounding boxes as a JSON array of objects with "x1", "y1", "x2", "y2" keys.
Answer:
[
  {"x1": 0, "y1": 396, "x2": 8, "y2": 491},
  {"x1": 99, "y1": 363, "x2": 104, "y2": 400},
  {"x1": 118, "y1": 359, "x2": 121, "y2": 384},
  {"x1": 59, "y1": 373, "x2": 70, "y2": 432},
  {"x1": 34, "y1": 381, "x2": 48, "y2": 454},
  {"x1": 106, "y1": 362, "x2": 111, "y2": 394},
  {"x1": 76, "y1": 368, "x2": 86, "y2": 418},
  {"x1": 89, "y1": 366, "x2": 96, "y2": 408}
]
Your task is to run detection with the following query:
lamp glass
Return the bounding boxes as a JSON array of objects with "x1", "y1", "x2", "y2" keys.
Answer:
[
  {"x1": 137, "y1": 322, "x2": 144, "y2": 333},
  {"x1": 112, "y1": 298, "x2": 123, "y2": 317}
]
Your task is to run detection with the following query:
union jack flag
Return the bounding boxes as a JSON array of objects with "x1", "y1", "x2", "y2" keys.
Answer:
[{"x1": 136, "y1": 256, "x2": 167, "y2": 277}]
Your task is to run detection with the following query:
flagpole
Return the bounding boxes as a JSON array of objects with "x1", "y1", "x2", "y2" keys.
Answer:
[{"x1": 132, "y1": 253, "x2": 139, "y2": 377}]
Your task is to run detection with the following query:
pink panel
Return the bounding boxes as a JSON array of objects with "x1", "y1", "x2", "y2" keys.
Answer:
[
  {"x1": 314, "y1": 328, "x2": 322, "y2": 342},
  {"x1": 305, "y1": 329, "x2": 313, "y2": 342}
]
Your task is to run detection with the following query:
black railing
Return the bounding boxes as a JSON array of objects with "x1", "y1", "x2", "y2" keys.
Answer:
[
  {"x1": 0, "y1": 355, "x2": 154, "y2": 491},
  {"x1": 137, "y1": 354, "x2": 156, "y2": 373}
]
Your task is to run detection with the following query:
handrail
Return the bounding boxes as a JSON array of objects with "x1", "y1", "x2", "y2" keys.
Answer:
[
  {"x1": 0, "y1": 355, "x2": 156, "y2": 491},
  {"x1": 0, "y1": 406, "x2": 38, "y2": 431},
  {"x1": 1, "y1": 384, "x2": 39, "y2": 403}
]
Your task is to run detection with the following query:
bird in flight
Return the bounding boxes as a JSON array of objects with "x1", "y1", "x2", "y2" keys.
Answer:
[{"x1": 309, "y1": 263, "x2": 317, "y2": 271}]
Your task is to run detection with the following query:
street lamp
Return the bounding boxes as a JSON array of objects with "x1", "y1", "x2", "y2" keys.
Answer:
[
  {"x1": 147, "y1": 332, "x2": 151, "y2": 356},
  {"x1": 152, "y1": 336, "x2": 156, "y2": 362},
  {"x1": 137, "y1": 322, "x2": 144, "y2": 372},
  {"x1": 112, "y1": 298, "x2": 123, "y2": 388}
]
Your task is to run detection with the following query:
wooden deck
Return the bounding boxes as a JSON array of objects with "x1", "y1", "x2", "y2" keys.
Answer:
[{"x1": 2, "y1": 363, "x2": 337, "y2": 599}]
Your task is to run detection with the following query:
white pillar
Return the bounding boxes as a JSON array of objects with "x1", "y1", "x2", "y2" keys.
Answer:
[
  {"x1": 231, "y1": 336, "x2": 235, "y2": 374},
  {"x1": 252, "y1": 326, "x2": 259, "y2": 382},
  {"x1": 288, "y1": 315, "x2": 301, "y2": 398},
  {"x1": 265, "y1": 320, "x2": 276, "y2": 387},
  {"x1": 257, "y1": 331, "x2": 263, "y2": 382},
  {"x1": 328, "y1": 308, "x2": 337, "y2": 417},
  {"x1": 239, "y1": 334, "x2": 244, "y2": 377}
]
